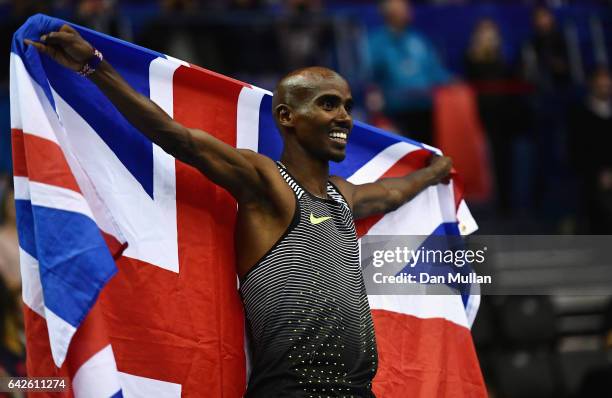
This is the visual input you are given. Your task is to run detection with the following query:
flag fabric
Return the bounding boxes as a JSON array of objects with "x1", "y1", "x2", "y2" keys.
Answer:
[
  {"x1": 433, "y1": 84, "x2": 493, "y2": 203},
  {"x1": 10, "y1": 14, "x2": 486, "y2": 397}
]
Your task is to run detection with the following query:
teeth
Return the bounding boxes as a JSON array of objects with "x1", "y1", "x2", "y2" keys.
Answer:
[{"x1": 329, "y1": 132, "x2": 347, "y2": 140}]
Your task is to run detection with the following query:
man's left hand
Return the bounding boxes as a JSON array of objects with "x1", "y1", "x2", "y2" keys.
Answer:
[{"x1": 428, "y1": 155, "x2": 452, "y2": 185}]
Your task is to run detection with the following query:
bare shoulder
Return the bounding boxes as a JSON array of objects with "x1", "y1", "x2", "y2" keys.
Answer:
[
  {"x1": 237, "y1": 149, "x2": 281, "y2": 178},
  {"x1": 329, "y1": 175, "x2": 355, "y2": 209},
  {"x1": 236, "y1": 149, "x2": 294, "y2": 207}
]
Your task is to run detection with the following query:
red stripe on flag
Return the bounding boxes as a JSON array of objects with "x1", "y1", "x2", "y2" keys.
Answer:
[
  {"x1": 22, "y1": 305, "x2": 73, "y2": 397},
  {"x1": 65, "y1": 302, "x2": 113, "y2": 378},
  {"x1": 172, "y1": 64, "x2": 247, "y2": 397},
  {"x1": 24, "y1": 301, "x2": 114, "y2": 394},
  {"x1": 101, "y1": 231, "x2": 128, "y2": 260},
  {"x1": 356, "y1": 214, "x2": 384, "y2": 238},
  {"x1": 11, "y1": 129, "x2": 28, "y2": 177},
  {"x1": 371, "y1": 309, "x2": 486, "y2": 397},
  {"x1": 12, "y1": 129, "x2": 81, "y2": 193},
  {"x1": 101, "y1": 65, "x2": 247, "y2": 396},
  {"x1": 101, "y1": 256, "x2": 196, "y2": 384},
  {"x1": 187, "y1": 64, "x2": 251, "y2": 89}
]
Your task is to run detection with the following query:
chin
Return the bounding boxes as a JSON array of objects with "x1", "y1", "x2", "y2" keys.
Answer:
[{"x1": 329, "y1": 152, "x2": 346, "y2": 163}]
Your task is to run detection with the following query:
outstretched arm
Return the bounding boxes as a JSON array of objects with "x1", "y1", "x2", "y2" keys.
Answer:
[
  {"x1": 332, "y1": 155, "x2": 452, "y2": 220},
  {"x1": 25, "y1": 24, "x2": 264, "y2": 202}
]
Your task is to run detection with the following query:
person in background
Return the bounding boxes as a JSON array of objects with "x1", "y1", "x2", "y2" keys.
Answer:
[
  {"x1": 464, "y1": 18, "x2": 526, "y2": 214},
  {"x1": 74, "y1": 0, "x2": 130, "y2": 39},
  {"x1": 276, "y1": 0, "x2": 333, "y2": 73},
  {"x1": 522, "y1": 5, "x2": 571, "y2": 223},
  {"x1": 523, "y1": 5, "x2": 570, "y2": 93},
  {"x1": 367, "y1": 0, "x2": 452, "y2": 145},
  {"x1": 568, "y1": 67, "x2": 612, "y2": 233},
  {"x1": 0, "y1": 178, "x2": 19, "y2": 292},
  {"x1": 0, "y1": 178, "x2": 24, "y2": 379}
]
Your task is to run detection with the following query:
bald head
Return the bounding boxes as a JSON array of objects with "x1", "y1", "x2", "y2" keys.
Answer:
[{"x1": 272, "y1": 67, "x2": 348, "y2": 116}]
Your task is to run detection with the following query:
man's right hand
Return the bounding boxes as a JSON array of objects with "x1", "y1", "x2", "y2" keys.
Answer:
[{"x1": 25, "y1": 24, "x2": 94, "y2": 72}]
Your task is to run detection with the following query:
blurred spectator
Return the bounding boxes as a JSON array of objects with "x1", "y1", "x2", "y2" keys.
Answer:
[
  {"x1": 74, "y1": 0, "x2": 130, "y2": 39},
  {"x1": 464, "y1": 19, "x2": 529, "y2": 213},
  {"x1": 276, "y1": 0, "x2": 333, "y2": 73},
  {"x1": 0, "y1": 178, "x2": 19, "y2": 292},
  {"x1": 228, "y1": 0, "x2": 263, "y2": 10},
  {"x1": 0, "y1": 171, "x2": 22, "y2": 384},
  {"x1": 522, "y1": 6, "x2": 571, "y2": 222},
  {"x1": 568, "y1": 67, "x2": 612, "y2": 233},
  {"x1": 367, "y1": 0, "x2": 452, "y2": 144},
  {"x1": 0, "y1": 274, "x2": 24, "y2": 378},
  {"x1": 137, "y1": 0, "x2": 202, "y2": 65},
  {"x1": 523, "y1": 6, "x2": 570, "y2": 92},
  {"x1": 0, "y1": 0, "x2": 51, "y2": 84}
]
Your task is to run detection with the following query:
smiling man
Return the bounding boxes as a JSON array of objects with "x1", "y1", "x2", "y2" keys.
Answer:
[{"x1": 26, "y1": 24, "x2": 452, "y2": 397}]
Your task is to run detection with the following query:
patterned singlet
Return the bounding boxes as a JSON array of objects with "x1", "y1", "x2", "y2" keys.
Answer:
[{"x1": 239, "y1": 162, "x2": 378, "y2": 398}]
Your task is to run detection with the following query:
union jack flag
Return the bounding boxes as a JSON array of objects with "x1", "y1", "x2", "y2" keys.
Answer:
[{"x1": 10, "y1": 14, "x2": 485, "y2": 397}]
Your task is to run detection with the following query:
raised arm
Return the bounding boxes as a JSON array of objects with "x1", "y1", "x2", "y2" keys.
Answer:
[
  {"x1": 25, "y1": 24, "x2": 265, "y2": 202},
  {"x1": 332, "y1": 155, "x2": 452, "y2": 220}
]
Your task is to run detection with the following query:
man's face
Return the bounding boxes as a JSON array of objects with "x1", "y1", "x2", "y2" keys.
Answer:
[
  {"x1": 291, "y1": 77, "x2": 354, "y2": 163},
  {"x1": 384, "y1": 0, "x2": 412, "y2": 30},
  {"x1": 592, "y1": 71, "x2": 612, "y2": 101},
  {"x1": 534, "y1": 8, "x2": 554, "y2": 33}
]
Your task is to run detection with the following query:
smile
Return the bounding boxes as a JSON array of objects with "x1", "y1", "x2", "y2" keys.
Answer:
[{"x1": 329, "y1": 130, "x2": 348, "y2": 143}]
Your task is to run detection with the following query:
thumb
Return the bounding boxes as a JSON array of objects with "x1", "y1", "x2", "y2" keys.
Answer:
[{"x1": 60, "y1": 24, "x2": 78, "y2": 35}]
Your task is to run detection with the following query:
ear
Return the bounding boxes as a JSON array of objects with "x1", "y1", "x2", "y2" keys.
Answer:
[{"x1": 275, "y1": 104, "x2": 295, "y2": 128}]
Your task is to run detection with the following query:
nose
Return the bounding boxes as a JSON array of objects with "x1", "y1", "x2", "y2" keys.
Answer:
[{"x1": 335, "y1": 105, "x2": 352, "y2": 127}]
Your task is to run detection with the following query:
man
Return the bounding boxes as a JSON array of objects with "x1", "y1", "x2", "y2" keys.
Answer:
[
  {"x1": 25, "y1": 24, "x2": 451, "y2": 397},
  {"x1": 367, "y1": 0, "x2": 451, "y2": 145},
  {"x1": 568, "y1": 67, "x2": 612, "y2": 233}
]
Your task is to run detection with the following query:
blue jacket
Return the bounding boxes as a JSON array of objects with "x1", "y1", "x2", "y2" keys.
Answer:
[{"x1": 368, "y1": 27, "x2": 451, "y2": 113}]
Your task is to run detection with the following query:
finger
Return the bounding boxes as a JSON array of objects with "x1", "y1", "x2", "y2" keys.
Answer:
[
  {"x1": 41, "y1": 31, "x2": 74, "y2": 45},
  {"x1": 24, "y1": 39, "x2": 48, "y2": 54},
  {"x1": 60, "y1": 24, "x2": 78, "y2": 35}
]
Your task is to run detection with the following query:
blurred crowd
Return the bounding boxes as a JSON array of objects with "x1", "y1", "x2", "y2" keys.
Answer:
[
  {"x1": 1, "y1": 0, "x2": 610, "y2": 234},
  {"x1": 0, "y1": 0, "x2": 611, "y2": 396}
]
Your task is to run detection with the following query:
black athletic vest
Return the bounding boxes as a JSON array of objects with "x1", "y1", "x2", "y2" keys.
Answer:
[{"x1": 240, "y1": 162, "x2": 378, "y2": 398}]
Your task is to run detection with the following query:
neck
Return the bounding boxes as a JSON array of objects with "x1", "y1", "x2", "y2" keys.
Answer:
[{"x1": 280, "y1": 147, "x2": 330, "y2": 199}]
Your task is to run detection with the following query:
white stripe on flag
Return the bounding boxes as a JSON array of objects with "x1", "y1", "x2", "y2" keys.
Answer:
[
  {"x1": 9, "y1": 52, "x2": 22, "y2": 130},
  {"x1": 19, "y1": 247, "x2": 44, "y2": 317},
  {"x1": 118, "y1": 371, "x2": 181, "y2": 398},
  {"x1": 457, "y1": 199, "x2": 478, "y2": 235},
  {"x1": 368, "y1": 294, "x2": 470, "y2": 328},
  {"x1": 236, "y1": 86, "x2": 270, "y2": 151},
  {"x1": 12, "y1": 54, "x2": 126, "y2": 245},
  {"x1": 150, "y1": 57, "x2": 181, "y2": 117},
  {"x1": 28, "y1": 180, "x2": 95, "y2": 220},
  {"x1": 44, "y1": 307, "x2": 77, "y2": 367},
  {"x1": 13, "y1": 176, "x2": 30, "y2": 201},
  {"x1": 347, "y1": 141, "x2": 421, "y2": 184},
  {"x1": 149, "y1": 57, "x2": 180, "y2": 271},
  {"x1": 164, "y1": 55, "x2": 190, "y2": 67},
  {"x1": 10, "y1": 53, "x2": 59, "y2": 143},
  {"x1": 366, "y1": 190, "x2": 442, "y2": 235},
  {"x1": 20, "y1": 244, "x2": 76, "y2": 367},
  {"x1": 465, "y1": 293, "x2": 481, "y2": 328},
  {"x1": 436, "y1": 180, "x2": 458, "y2": 224},
  {"x1": 72, "y1": 345, "x2": 122, "y2": 398},
  {"x1": 50, "y1": 85, "x2": 179, "y2": 272}
]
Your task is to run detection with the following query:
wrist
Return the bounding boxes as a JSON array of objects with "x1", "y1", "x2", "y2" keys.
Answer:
[
  {"x1": 425, "y1": 166, "x2": 440, "y2": 186},
  {"x1": 78, "y1": 48, "x2": 103, "y2": 77}
]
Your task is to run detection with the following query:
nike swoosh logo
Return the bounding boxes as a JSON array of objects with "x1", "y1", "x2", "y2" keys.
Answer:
[{"x1": 310, "y1": 213, "x2": 332, "y2": 225}]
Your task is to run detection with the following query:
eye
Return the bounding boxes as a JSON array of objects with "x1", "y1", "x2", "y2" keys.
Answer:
[
  {"x1": 345, "y1": 103, "x2": 353, "y2": 114},
  {"x1": 321, "y1": 99, "x2": 335, "y2": 110}
]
